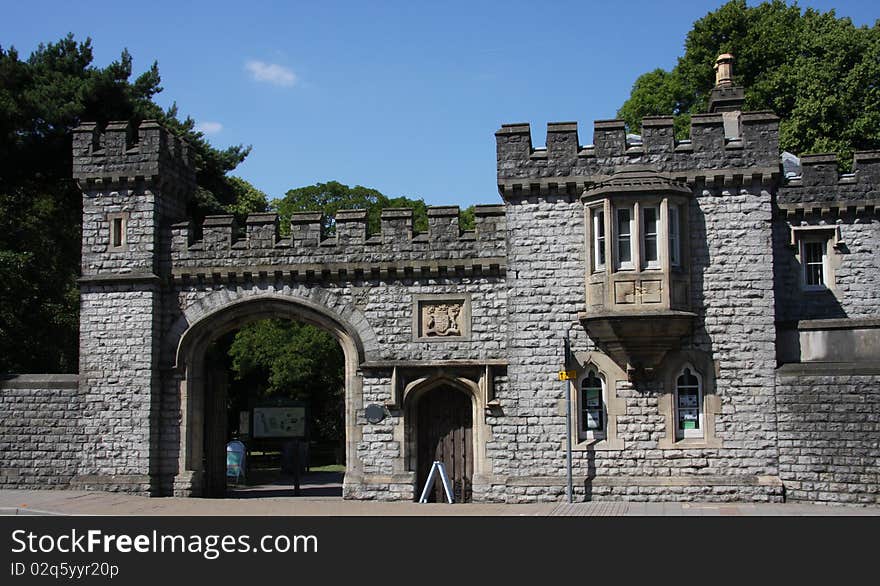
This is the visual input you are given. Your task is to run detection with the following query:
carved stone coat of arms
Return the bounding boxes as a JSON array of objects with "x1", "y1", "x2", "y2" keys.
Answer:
[{"x1": 423, "y1": 303, "x2": 462, "y2": 337}]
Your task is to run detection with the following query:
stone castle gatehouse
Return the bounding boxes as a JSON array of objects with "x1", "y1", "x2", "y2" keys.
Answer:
[{"x1": 2, "y1": 57, "x2": 878, "y2": 504}]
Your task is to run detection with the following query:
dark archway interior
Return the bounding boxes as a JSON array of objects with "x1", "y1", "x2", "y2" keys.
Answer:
[{"x1": 201, "y1": 317, "x2": 346, "y2": 498}]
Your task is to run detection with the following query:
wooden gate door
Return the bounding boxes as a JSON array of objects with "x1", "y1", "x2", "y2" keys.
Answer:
[
  {"x1": 417, "y1": 386, "x2": 473, "y2": 503},
  {"x1": 204, "y1": 366, "x2": 228, "y2": 497}
]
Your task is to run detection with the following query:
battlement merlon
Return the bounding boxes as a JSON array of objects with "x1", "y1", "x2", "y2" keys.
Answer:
[
  {"x1": 72, "y1": 120, "x2": 197, "y2": 197},
  {"x1": 495, "y1": 111, "x2": 780, "y2": 196},
  {"x1": 171, "y1": 205, "x2": 507, "y2": 256},
  {"x1": 778, "y1": 150, "x2": 880, "y2": 211}
]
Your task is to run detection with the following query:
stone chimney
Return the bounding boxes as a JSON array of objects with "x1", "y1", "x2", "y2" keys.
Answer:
[{"x1": 707, "y1": 53, "x2": 745, "y2": 138}]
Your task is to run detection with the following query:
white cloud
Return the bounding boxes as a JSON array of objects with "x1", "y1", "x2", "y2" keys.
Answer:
[
  {"x1": 196, "y1": 121, "x2": 223, "y2": 135},
  {"x1": 245, "y1": 60, "x2": 297, "y2": 87}
]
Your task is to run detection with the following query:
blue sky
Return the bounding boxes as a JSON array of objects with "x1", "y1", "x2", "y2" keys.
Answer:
[{"x1": 3, "y1": 1, "x2": 876, "y2": 207}]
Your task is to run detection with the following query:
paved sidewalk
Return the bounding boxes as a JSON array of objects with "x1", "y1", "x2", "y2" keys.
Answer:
[{"x1": 1, "y1": 490, "x2": 878, "y2": 516}]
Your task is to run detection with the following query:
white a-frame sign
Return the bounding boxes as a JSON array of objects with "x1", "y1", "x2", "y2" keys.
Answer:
[{"x1": 418, "y1": 460, "x2": 455, "y2": 504}]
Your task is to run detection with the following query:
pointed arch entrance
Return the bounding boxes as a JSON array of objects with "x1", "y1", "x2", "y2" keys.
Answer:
[
  {"x1": 417, "y1": 386, "x2": 473, "y2": 502},
  {"x1": 170, "y1": 293, "x2": 372, "y2": 498},
  {"x1": 403, "y1": 375, "x2": 484, "y2": 503}
]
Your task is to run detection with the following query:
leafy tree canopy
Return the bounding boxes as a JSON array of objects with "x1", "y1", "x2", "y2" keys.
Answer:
[
  {"x1": 0, "y1": 35, "x2": 257, "y2": 372},
  {"x1": 225, "y1": 319, "x2": 345, "y2": 442},
  {"x1": 617, "y1": 0, "x2": 880, "y2": 164},
  {"x1": 275, "y1": 180, "x2": 475, "y2": 235}
]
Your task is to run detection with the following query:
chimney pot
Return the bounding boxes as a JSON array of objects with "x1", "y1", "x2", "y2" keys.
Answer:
[{"x1": 714, "y1": 53, "x2": 735, "y2": 87}]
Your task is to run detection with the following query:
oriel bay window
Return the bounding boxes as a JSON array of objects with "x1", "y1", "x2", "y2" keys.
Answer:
[{"x1": 581, "y1": 167, "x2": 696, "y2": 380}]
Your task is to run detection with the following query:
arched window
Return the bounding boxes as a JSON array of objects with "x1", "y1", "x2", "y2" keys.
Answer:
[
  {"x1": 675, "y1": 366, "x2": 703, "y2": 439},
  {"x1": 580, "y1": 368, "x2": 605, "y2": 439}
]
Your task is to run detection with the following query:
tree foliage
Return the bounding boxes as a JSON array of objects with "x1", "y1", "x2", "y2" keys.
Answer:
[
  {"x1": 617, "y1": 0, "x2": 880, "y2": 163},
  {"x1": 0, "y1": 35, "x2": 255, "y2": 373},
  {"x1": 275, "y1": 180, "x2": 428, "y2": 234},
  {"x1": 226, "y1": 319, "x2": 345, "y2": 442},
  {"x1": 275, "y1": 180, "x2": 475, "y2": 234}
]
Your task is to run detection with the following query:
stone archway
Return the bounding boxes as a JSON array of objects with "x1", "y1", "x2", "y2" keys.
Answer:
[{"x1": 169, "y1": 293, "x2": 372, "y2": 497}]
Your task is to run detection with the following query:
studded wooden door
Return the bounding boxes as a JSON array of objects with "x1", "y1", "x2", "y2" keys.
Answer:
[{"x1": 417, "y1": 386, "x2": 473, "y2": 503}]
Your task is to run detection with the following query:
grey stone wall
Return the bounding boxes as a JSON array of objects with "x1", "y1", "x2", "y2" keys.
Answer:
[
  {"x1": 0, "y1": 375, "x2": 82, "y2": 488},
  {"x1": 495, "y1": 193, "x2": 586, "y2": 498},
  {"x1": 76, "y1": 285, "x2": 160, "y2": 493},
  {"x1": 774, "y1": 215, "x2": 880, "y2": 322},
  {"x1": 776, "y1": 365, "x2": 880, "y2": 504},
  {"x1": 774, "y1": 151, "x2": 880, "y2": 323},
  {"x1": 484, "y1": 186, "x2": 781, "y2": 503},
  {"x1": 688, "y1": 186, "x2": 779, "y2": 475}
]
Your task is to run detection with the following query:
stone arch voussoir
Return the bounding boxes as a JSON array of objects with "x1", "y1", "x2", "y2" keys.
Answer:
[{"x1": 170, "y1": 287, "x2": 379, "y2": 370}]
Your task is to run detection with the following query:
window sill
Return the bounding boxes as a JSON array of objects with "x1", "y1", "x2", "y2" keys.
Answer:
[
  {"x1": 658, "y1": 436, "x2": 722, "y2": 450},
  {"x1": 801, "y1": 285, "x2": 830, "y2": 293},
  {"x1": 567, "y1": 436, "x2": 624, "y2": 451}
]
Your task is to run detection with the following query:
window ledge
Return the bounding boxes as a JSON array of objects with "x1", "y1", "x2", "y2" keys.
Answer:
[
  {"x1": 801, "y1": 285, "x2": 831, "y2": 293},
  {"x1": 658, "y1": 436, "x2": 722, "y2": 450},
  {"x1": 567, "y1": 437, "x2": 625, "y2": 451}
]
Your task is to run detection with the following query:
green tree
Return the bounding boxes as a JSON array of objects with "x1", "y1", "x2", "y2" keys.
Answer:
[
  {"x1": 617, "y1": 0, "x2": 880, "y2": 164},
  {"x1": 226, "y1": 319, "x2": 344, "y2": 442},
  {"x1": 0, "y1": 35, "x2": 254, "y2": 373},
  {"x1": 274, "y1": 180, "x2": 476, "y2": 234},
  {"x1": 225, "y1": 176, "x2": 270, "y2": 219},
  {"x1": 275, "y1": 180, "x2": 428, "y2": 235}
]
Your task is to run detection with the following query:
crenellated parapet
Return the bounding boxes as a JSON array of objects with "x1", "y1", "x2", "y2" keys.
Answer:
[
  {"x1": 73, "y1": 119, "x2": 196, "y2": 198},
  {"x1": 170, "y1": 205, "x2": 507, "y2": 282},
  {"x1": 496, "y1": 112, "x2": 780, "y2": 197},
  {"x1": 778, "y1": 151, "x2": 880, "y2": 215}
]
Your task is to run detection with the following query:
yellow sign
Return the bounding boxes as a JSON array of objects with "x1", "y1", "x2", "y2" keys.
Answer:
[{"x1": 558, "y1": 370, "x2": 576, "y2": 381}]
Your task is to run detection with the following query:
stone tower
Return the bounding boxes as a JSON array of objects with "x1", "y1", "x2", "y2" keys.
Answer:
[{"x1": 72, "y1": 120, "x2": 195, "y2": 494}]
